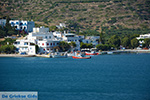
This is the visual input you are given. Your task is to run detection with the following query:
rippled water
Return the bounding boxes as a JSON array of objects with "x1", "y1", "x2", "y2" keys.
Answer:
[{"x1": 0, "y1": 53, "x2": 150, "y2": 100}]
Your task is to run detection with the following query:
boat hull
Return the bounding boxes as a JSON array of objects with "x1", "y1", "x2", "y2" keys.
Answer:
[
  {"x1": 72, "y1": 56, "x2": 91, "y2": 59},
  {"x1": 85, "y1": 52, "x2": 99, "y2": 55}
]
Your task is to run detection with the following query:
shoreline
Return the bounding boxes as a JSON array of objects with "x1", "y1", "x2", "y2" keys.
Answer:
[
  {"x1": 0, "y1": 54, "x2": 36, "y2": 57},
  {"x1": 115, "y1": 49, "x2": 150, "y2": 53},
  {"x1": 0, "y1": 49, "x2": 150, "y2": 57}
]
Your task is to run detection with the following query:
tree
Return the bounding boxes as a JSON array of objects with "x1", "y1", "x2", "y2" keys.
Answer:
[
  {"x1": 144, "y1": 38, "x2": 150, "y2": 48},
  {"x1": 108, "y1": 35, "x2": 121, "y2": 48},
  {"x1": 0, "y1": 30, "x2": 5, "y2": 38},
  {"x1": 80, "y1": 42, "x2": 93, "y2": 49},
  {"x1": 5, "y1": 15, "x2": 11, "y2": 29},
  {"x1": 49, "y1": 25, "x2": 58, "y2": 31},
  {"x1": 121, "y1": 37, "x2": 130, "y2": 48},
  {"x1": 99, "y1": 26, "x2": 105, "y2": 44},
  {"x1": 80, "y1": 42, "x2": 87, "y2": 48},
  {"x1": 0, "y1": 16, "x2": 17, "y2": 38},
  {"x1": 58, "y1": 41, "x2": 71, "y2": 52},
  {"x1": 7, "y1": 31, "x2": 16, "y2": 36},
  {"x1": 96, "y1": 44, "x2": 111, "y2": 51},
  {"x1": 96, "y1": 44, "x2": 103, "y2": 50},
  {"x1": 0, "y1": 38, "x2": 16, "y2": 45},
  {"x1": 0, "y1": 45, "x2": 16, "y2": 54},
  {"x1": 131, "y1": 38, "x2": 139, "y2": 48},
  {"x1": 69, "y1": 41, "x2": 76, "y2": 48}
]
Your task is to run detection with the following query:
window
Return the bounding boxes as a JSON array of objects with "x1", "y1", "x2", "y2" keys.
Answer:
[
  {"x1": 20, "y1": 23, "x2": 23, "y2": 25},
  {"x1": 45, "y1": 36, "x2": 47, "y2": 39},
  {"x1": 24, "y1": 42, "x2": 28, "y2": 45},
  {"x1": 47, "y1": 43, "x2": 49, "y2": 45},
  {"x1": 11, "y1": 22, "x2": 14, "y2": 25},
  {"x1": 53, "y1": 43, "x2": 55, "y2": 45},
  {"x1": 51, "y1": 43, "x2": 52, "y2": 45},
  {"x1": 16, "y1": 22, "x2": 19, "y2": 24},
  {"x1": 49, "y1": 36, "x2": 51, "y2": 38}
]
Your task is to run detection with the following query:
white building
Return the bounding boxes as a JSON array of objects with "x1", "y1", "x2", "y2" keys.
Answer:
[
  {"x1": 136, "y1": 33, "x2": 150, "y2": 45},
  {"x1": 9, "y1": 20, "x2": 35, "y2": 33},
  {"x1": 14, "y1": 26, "x2": 60, "y2": 55},
  {"x1": 0, "y1": 19, "x2": 6, "y2": 27},
  {"x1": 78, "y1": 35, "x2": 85, "y2": 41},
  {"x1": 53, "y1": 31, "x2": 62, "y2": 40},
  {"x1": 53, "y1": 31, "x2": 80, "y2": 50},
  {"x1": 136, "y1": 33, "x2": 150, "y2": 40},
  {"x1": 82, "y1": 36, "x2": 100, "y2": 46},
  {"x1": 14, "y1": 39, "x2": 36, "y2": 55},
  {"x1": 63, "y1": 33, "x2": 80, "y2": 50}
]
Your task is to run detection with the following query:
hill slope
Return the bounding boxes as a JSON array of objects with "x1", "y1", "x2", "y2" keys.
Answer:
[{"x1": 0, "y1": 0, "x2": 150, "y2": 33}]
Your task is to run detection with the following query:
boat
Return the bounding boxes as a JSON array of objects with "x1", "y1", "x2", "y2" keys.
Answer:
[
  {"x1": 52, "y1": 52, "x2": 67, "y2": 58},
  {"x1": 72, "y1": 55, "x2": 91, "y2": 59},
  {"x1": 72, "y1": 52, "x2": 91, "y2": 59},
  {"x1": 85, "y1": 51, "x2": 99, "y2": 55},
  {"x1": 107, "y1": 51, "x2": 113, "y2": 54},
  {"x1": 67, "y1": 52, "x2": 75, "y2": 57}
]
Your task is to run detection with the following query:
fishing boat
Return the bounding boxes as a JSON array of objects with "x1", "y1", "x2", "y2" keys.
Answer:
[
  {"x1": 72, "y1": 55, "x2": 91, "y2": 59},
  {"x1": 85, "y1": 51, "x2": 99, "y2": 55},
  {"x1": 72, "y1": 52, "x2": 91, "y2": 59}
]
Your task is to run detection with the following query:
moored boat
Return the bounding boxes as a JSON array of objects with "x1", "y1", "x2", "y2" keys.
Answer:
[
  {"x1": 72, "y1": 56, "x2": 91, "y2": 59},
  {"x1": 85, "y1": 51, "x2": 99, "y2": 55},
  {"x1": 107, "y1": 51, "x2": 113, "y2": 55},
  {"x1": 52, "y1": 52, "x2": 67, "y2": 58},
  {"x1": 72, "y1": 52, "x2": 91, "y2": 59}
]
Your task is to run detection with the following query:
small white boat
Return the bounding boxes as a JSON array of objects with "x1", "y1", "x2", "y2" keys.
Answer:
[
  {"x1": 67, "y1": 52, "x2": 75, "y2": 57},
  {"x1": 52, "y1": 52, "x2": 67, "y2": 58},
  {"x1": 107, "y1": 52, "x2": 113, "y2": 54}
]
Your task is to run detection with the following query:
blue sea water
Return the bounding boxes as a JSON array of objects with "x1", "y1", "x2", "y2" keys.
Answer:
[{"x1": 0, "y1": 53, "x2": 150, "y2": 100}]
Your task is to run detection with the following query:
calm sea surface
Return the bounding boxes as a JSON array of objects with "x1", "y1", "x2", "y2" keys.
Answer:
[{"x1": 0, "y1": 54, "x2": 150, "y2": 100}]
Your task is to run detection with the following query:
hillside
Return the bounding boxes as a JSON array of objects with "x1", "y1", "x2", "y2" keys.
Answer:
[{"x1": 0, "y1": 0, "x2": 150, "y2": 35}]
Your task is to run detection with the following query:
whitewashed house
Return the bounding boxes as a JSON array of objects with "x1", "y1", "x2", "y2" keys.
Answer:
[
  {"x1": 82, "y1": 36, "x2": 100, "y2": 47},
  {"x1": 14, "y1": 26, "x2": 60, "y2": 55},
  {"x1": 136, "y1": 33, "x2": 150, "y2": 45},
  {"x1": 136, "y1": 33, "x2": 150, "y2": 40},
  {"x1": 9, "y1": 20, "x2": 35, "y2": 33},
  {"x1": 53, "y1": 31, "x2": 80, "y2": 50},
  {"x1": 14, "y1": 38, "x2": 36, "y2": 55}
]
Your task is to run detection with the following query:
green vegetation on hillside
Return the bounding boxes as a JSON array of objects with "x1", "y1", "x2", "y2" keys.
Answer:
[{"x1": 0, "y1": 0, "x2": 150, "y2": 41}]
